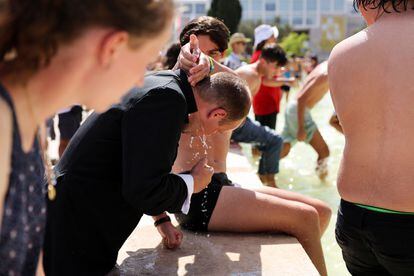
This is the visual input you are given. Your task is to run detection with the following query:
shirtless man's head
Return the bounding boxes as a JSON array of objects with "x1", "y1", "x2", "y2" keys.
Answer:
[
  {"x1": 354, "y1": 0, "x2": 413, "y2": 25},
  {"x1": 259, "y1": 43, "x2": 288, "y2": 79},
  {"x1": 190, "y1": 72, "x2": 251, "y2": 135}
]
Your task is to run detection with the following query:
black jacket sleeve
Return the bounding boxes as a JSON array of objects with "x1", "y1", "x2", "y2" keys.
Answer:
[{"x1": 121, "y1": 87, "x2": 189, "y2": 215}]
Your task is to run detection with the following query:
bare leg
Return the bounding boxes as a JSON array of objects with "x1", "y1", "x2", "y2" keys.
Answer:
[
  {"x1": 309, "y1": 130, "x2": 329, "y2": 180},
  {"x1": 249, "y1": 186, "x2": 331, "y2": 234},
  {"x1": 208, "y1": 187, "x2": 328, "y2": 276},
  {"x1": 309, "y1": 129, "x2": 329, "y2": 161},
  {"x1": 258, "y1": 174, "x2": 278, "y2": 188},
  {"x1": 279, "y1": 142, "x2": 291, "y2": 159}
]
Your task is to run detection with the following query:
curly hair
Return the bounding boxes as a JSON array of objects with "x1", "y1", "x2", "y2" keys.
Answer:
[
  {"x1": 0, "y1": 0, "x2": 174, "y2": 81},
  {"x1": 354, "y1": 0, "x2": 413, "y2": 12},
  {"x1": 179, "y1": 16, "x2": 230, "y2": 53}
]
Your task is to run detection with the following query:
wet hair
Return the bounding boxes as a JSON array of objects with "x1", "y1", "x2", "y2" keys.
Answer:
[
  {"x1": 195, "y1": 72, "x2": 251, "y2": 124},
  {"x1": 353, "y1": 0, "x2": 414, "y2": 12},
  {"x1": 163, "y1": 42, "x2": 181, "y2": 70},
  {"x1": 179, "y1": 16, "x2": 230, "y2": 53},
  {"x1": 260, "y1": 44, "x2": 288, "y2": 67},
  {"x1": 0, "y1": 0, "x2": 174, "y2": 81}
]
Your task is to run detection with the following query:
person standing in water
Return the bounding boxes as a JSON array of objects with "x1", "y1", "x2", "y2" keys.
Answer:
[
  {"x1": 280, "y1": 61, "x2": 330, "y2": 180},
  {"x1": 0, "y1": 0, "x2": 174, "y2": 274},
  {"x1": 329, "y1": 0, "x2": 414, "y2": 274}
]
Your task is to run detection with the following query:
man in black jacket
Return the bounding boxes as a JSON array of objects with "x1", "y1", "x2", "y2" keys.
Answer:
[{"x1": 43, "y1": 69, "x2": 250, "y2": 275}]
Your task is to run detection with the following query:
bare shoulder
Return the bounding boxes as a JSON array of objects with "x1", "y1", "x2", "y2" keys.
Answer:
[{"x1": 328, "y1": 29, "x2": 369, "y2": 91}]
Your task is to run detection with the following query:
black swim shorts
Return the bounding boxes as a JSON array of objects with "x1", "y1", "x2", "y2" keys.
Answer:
[
  {"x1": 175, "y1": 173, "x2": 233, "y2": 232},
  {"x1": 336, "y1": 199, "x2": 414, "y2": 276}
]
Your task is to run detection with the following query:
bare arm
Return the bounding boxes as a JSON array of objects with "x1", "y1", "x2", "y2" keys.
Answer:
[
  {"x1": 329, "y1": 113, "x2": 343, "y2": 134},
  {"x1": 174, "y1": 36, "x2": 236, "y2": 86},
  {"x1": 0, "y1": 99, "x2": 13, "y2": 230},
  {"x1": 296, "y1": 73, "x2": 328, "y2": 141},
  {"x1": 262, "y1": 77, "x2": 295, "y2": 88}
]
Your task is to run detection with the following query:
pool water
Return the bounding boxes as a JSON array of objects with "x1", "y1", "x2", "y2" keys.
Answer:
[{"x1": 243, "y1": 92, "x2": 350, "y2": 276}]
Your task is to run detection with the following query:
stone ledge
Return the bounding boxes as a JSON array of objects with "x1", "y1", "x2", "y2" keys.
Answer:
[
  {"x1": 117, "y1": 226, "x2": 318, "y2": 276},
  {"x1": 116, "y1": 146, "x2": 319, "y2": 275}
]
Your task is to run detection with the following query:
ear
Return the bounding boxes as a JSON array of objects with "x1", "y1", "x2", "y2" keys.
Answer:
[
  {"x1": 208, "y1": 107, "x2": 227, "y2": 121},
  {"x1": 98, "y1": 31, "x2": 129, "y2": 68}
]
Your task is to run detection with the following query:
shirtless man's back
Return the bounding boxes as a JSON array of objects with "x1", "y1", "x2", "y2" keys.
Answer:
[{"x1": 329, "y1": 1, "x2": 414, "y2": 274}]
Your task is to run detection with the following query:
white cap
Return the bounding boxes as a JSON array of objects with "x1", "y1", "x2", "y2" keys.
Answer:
[{"x1": 254, "y1": 24, "x2": 279, "y2": 48}]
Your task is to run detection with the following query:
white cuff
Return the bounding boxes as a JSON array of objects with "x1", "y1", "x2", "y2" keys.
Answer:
[{"x1": 177, "y1": 174, "x2": 194, "y2": 214}]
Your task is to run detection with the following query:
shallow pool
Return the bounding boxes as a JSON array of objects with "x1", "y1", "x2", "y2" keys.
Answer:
[{"x1": 243, "y1": 92, "x2": 350, "y2": 276}]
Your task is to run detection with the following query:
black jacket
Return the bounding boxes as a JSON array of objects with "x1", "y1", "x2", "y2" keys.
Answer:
[{"x1": 44, "y1": 70, "x2": 197, "y2": 275}]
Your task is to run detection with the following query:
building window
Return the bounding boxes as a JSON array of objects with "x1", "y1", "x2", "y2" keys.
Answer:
[
  {"x1": 334, "y1": 0, "x2": 345, "y2": 11},
  {"x1": 195, "y1": 3, "x2": 206, "y2": 14},
  {"x1": 279, "y1": 14, "x2": 290, "y2": 25},
  {"x1": 279, "y1": 0, "x2": 290, "y2": 11},
  {"x1": 182, "y1": 4, "x2": 192, "y2": 14},
  {"x1": 306, "y1": 0, "x2": 317, "y2": 11},
  {"x1": 252, "y1": 0, "x2": 263, "y2": 11},
  {"x1": 293, "y1": 0, "x2": 304, "y2": 11},
  {"x1": 306, "y1": 13, "x2": 317, "y2": 25},
  {"x1": 265, "y1": 13, "x2": 277, "y2": 23},
  {"x1": 265, "y1": 1, "x2": 276, "y2": 11},
  {"x1": 292, "y1": 15, "x2": 303, "y2": 26},
  {"x1": 320, "y1": 0, "x2": 331, "y2": 11}
]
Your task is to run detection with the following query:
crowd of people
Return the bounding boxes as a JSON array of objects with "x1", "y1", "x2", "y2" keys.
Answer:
[{"x1": 0, "y1": 0, "x2": 413, "y2": 275}]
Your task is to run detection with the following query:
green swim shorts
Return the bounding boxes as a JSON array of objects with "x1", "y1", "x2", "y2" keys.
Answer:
[{"x1": 281, "y1": 101, "x2": 317, "y2": 145}]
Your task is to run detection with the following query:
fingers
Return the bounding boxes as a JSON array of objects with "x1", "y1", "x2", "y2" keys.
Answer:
[{"x1": 189, "y1": 34, "x2": 199, "y2": 53}]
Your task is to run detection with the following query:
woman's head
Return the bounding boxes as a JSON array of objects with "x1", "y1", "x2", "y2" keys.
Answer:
[{"x1": 0, "y1": 0, "x2": 174, "y2": 111}]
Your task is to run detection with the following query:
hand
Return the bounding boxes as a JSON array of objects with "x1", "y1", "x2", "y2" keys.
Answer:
[
  {"x1": 191, "y1": 157, "x2": 214, "y2": 193},
  {"x1": 156, "y1": 221, "x2": 183, "y2": 250},
  {"x1": 297, "y1": 128, "x2": 307, "y2": 141},
  {"x1": 176, "y1": 34, "x2": 211, "y2": 86}
]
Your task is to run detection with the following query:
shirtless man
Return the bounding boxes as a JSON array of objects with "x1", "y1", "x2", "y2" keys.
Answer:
[
  {"x1": 165, "y1": 17, "x2": 332, "y2": 275},
  {"x1": 328, "y1": 1, "x2": 414, "y2": 275},
  {"x1": 280, "y1": 61, "x2": 330, "y2": 180},
  {"x1": 236, "y1": 43, "x2": 288, "y2": 99}
]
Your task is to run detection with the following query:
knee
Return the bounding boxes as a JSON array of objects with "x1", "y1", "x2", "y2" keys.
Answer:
[
  {"x1": 319, "y1": 146, "x2": 330, "y2": 160},
  {"x1": 315, "y1": 204, "x2": 332, "y2": 233},
  {"x1": 280, "y1": 143, "x2": 290, "y2": 159},
  {"x1": 290, "y1": 205, "x2": 320, "y2": 235}
]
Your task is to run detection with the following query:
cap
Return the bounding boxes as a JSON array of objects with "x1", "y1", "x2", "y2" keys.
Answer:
[{"x1": 254, "y1": 24, "x2": 279, "y2": 48}]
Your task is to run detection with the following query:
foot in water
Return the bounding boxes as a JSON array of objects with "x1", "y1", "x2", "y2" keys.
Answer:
[{"x1": 316, "y1": 158, "x2": 328, "y2": 181}]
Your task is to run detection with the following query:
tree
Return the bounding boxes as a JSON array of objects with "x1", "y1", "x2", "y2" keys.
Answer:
[
  {"x1": 279, "y1": 32, "x2": 309, "y2": 56},
  {"x1": 208, "y1": 0, "x2": 242, "y2": 34}
]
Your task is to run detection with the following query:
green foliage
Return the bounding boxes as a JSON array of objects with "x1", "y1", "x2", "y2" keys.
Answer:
[
  {"x1": 207, "y1": 0, "x2": 242, "y2": 34},
  {"x1": 280, "y1": 32, "x2": 309, "y2": 56}
]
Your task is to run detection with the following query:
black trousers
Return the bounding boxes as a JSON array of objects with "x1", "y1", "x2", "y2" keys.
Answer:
[
  {"x1": 336, "y1": 199, "x2": 414, "y2": 276},
  {"x1": 255, "y1": 112, "x2": 277, "y2": 130}
]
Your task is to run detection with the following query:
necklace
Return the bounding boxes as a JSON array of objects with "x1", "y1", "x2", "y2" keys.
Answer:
[{"x1": 23, "y1": 87, "x2": 57, "y2": 201}]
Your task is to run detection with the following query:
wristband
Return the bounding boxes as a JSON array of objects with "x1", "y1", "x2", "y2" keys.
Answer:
[
  {"x1": 208, "y1": 56, "x2": 215, "y2": 75},
  {"x1": 154, "y1": 216, "x2": 171, "y2": 227}
]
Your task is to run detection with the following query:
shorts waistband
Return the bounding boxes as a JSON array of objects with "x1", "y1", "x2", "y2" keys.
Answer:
[
  {"x1": 341, "y1": 199, "x2": 414, "y2": 215},
  {"x1": 355, "y1": 203, "x2": 414, "y2": 215}
]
